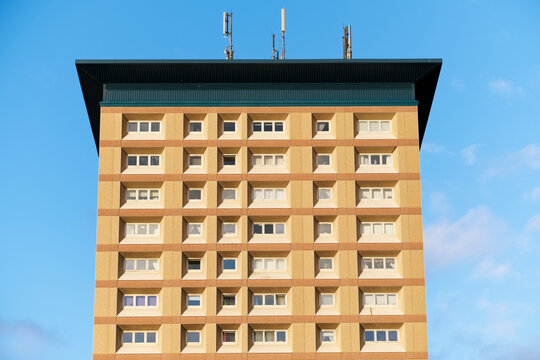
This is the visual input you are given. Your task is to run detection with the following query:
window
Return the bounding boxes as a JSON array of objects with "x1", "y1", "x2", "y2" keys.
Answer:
[
  {"x1": 124, "y1": 258, "x2": 159, "y2": 272},
  {"x1": 123, "y1": 295, "x2": 158, "y2": 308},
  {"x1": 252, "y1": 121, "x2": 284, "y2": 133},
  {"x1": 223, "y1": 259, "x2": 237, "y2": 271},
  {"x1": 317, "y1": 188, "x2": 332, "y2": 200},
  {"x1": 364, "y1": 330, "x2": 398, "y2": 343},
  {"x1": 186, "y1": 331, "x2": 201, "y2": 343},
  {"x1": 252, "y1": 188, "x2": 286, "y2": 201},
  {"x1": 316, "y1": 154, "x2": 331, "y2": 166},
  {"x1": 363, "y1": 293, "x2": 398, "y2": 306},
  {"x1": 319, "y1": 293, "x2": 334, "y2": 307},
  {"x1": 187, "y1": 258, "x2": 202, "y2": 271},
  {"x1": 252, "y1": 258, "x2": 286, "y2": 271},
  {"x1": 125, "y1": 223, "x2": 160, "y2": 236},
  {"x1": 188, "y1": 155, "x2": 202, "y2": 167},
  {"x1": 222, "y1": 223, "x2": 236, "y2": 236},
  {"x1": 223, "y1": 121, "x2": 236, "y2": 132},
  {"x1": 222, "y1": 330, "x2": 236, "y2": 343},
  {"x1": 122, "y1": 331, "x2": 157, "y2": 344},
  {"x1": 359, "y1": 154, "x2": 392, "y2": 166},
  {"x1": 127, "y1": 121, "x2": 161, "y2": 133},
  {"x1": 253, "y1": 293, "x2": 286, "y2": 307},
  {"x1": 316, "y1": 121, "x2": 330, "y2": 132},
  {"x1": 320, "y1": 330, "x2": 335, "y2": 343},
  {"x1": 318, "y1": 258, "x2": 334, "y2": 271},
  {"x1": 126, "y1": 155, "x2": 160, "y2": 168},
  {"x1": 126, "y1": 189, "x2": 160, "y2": 201},
  {"x1": 360, "y1": 222, "x2": 395, "y2": 235},
  {"x1": 222, "y1": 294, "x2": 236, "y2": 307},
  {"x1": 252, "y1": 223, "x2": 286, "y2": 235},
  {"x1": 188, "y1": 121, "x2": 202, "y2": 133},
  {"x1": 359, "y1": 187, "x2": 394, "y2": 200},
  {"x1": 223, "y1": 189, "x2": 236, "y2": 200},
  {"x1": 187, "y1": 223, "x2": 202, "y2": 236},
  {"x1": 318, "y1": 223, "x2": 333, "y2": 235},
  {"x1": 188, "y1": 189, "x2": 202, "y2": 201},
  {"x1": 223, "y1": 155, "x2": 236, "y2": 166},
  {"x1": 253, "y1": 330, "x2": 286, "y2": 343},
  {"x1": 358, "y1": 120, "x2": 391, "y2": 133},
  {"x1": 252, "y1": 154, "x2": 285, "y2": 167},
  {"x1": 361, "y1": 257, "x2": 397, "y2": 270},
  {"x1": 187, "y1": 294, "x2": 201, "y2": 307}
]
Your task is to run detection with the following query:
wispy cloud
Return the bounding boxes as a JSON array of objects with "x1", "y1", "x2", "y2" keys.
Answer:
[
  {"x1": 524, "y1": 187, "x2": 540, "y2": 201},
  {"x1": 428, "y1": 191, "x2": 451, "y2": 217},
  {"x1": 422, "y1": 142, "x2": 448, "y2": 154},
  {"x1": 461, "y1": 144, "x2": 481, "y2": 165},
  {"x1": 484, "y1": 144, "x2": 540, "y2": 179},
  {"x1": 0, "y1": 319, "x2": 60, "y2": 360},
  {"x1": 472, "y1": 259, "x2": 518, "y2": 280},
  {"x1": 489, "y1": 78, "x2": 524, "y2": 96},
  {"x1": 525, "y1": 214, "x2": 540, "y2": 234},
  {"x1": 424, "y1": 206, "x2": 507, "y2": 267}
]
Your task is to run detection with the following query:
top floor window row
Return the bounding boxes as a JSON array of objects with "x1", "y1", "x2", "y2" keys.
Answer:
[
  {"x1": 253, "y1": 121, "x2": 284, "y2": 133},
  {"x1": 127, "y1": 155, "x2": 160, "y2": 167},
  {"x1": 358, "y1": 120, "x2": 391, "y2": 133},
  {"x1": 127, "y1": 121, "x2": 161, "y2": 133}
]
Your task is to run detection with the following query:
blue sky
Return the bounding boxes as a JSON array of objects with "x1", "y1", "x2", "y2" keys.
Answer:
[{"x1": 1, "y1": 1, "x2": 539, "y2": 359}]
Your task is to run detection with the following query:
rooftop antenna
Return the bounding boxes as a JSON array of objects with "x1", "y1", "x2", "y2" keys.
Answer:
[
  {"x1": 342, "y1": 25, "x2": 352, "y2": 59},
  {"x1": 272, "y1": 34, "x2": 279, "y2": 60},
  {"x1": 280, "y1": 8, "x2": 285, "y2": 59},
  {"x1": 223, "y1": 12, "x2": 233, "y2": 60}
]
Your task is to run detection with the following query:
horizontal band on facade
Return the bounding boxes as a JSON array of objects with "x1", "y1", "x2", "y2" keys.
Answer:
[
  {"x1": 98, "y1": 173, "x2": 421, "y2": 182},
  {"x1": 93, "y1": 351, "x2": 429, "y2": 359},
  {"x1": 96, "y1": 242, "x2": 424, "y2": 252},
  {"x1": 95, "y1": 278, "x2": 425, "y2": 288},
  {"x1": 94, "y1": 315, "x2": 427, "y2": 325},
  {"x1": 99, "y1": 138, "x2": 420, "y2": 148},
  {"x1": 97, "y1": 208, "x2": 422, "y2": 217},
  {"x1": 101, "y1": 105, "x2": 419, "y2": 114}
]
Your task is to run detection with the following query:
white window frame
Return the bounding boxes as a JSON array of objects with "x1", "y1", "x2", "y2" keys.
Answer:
[
  {"x1": 222, "y1": 293, "x2": 237, "y2": 308},
  {"x1": 122, "y1": 331, "x2": 157, "y2": 345},
  {"x1": 316, "y1": 154, "x2": 331, "y2": 166},
  {"x1": 188, "y1": 154, "x2": 203, "y2": 167},
  {"x1": 123, "y1": 294, "x2": 158, "y2": 308},
  {"x1": 187, "y1": 258, "x2": 202, "y2": 272},
  {"x1": 364, "y1": 329, "x2": 399, "y2": 343},
  {"x1": 127, "y1": 121, "x2": 161, "y2": 134},
  {"x1": 222, "y1": 154, "x2": 237, "y2": 167},
  {"x1": 187, "y1": 294, "x2": 202, "y2": 308},
  {"x1": 252, "y1": 121, "x2": 285, "y2": 133},
  {"x1": 319, "y1": 293, "x2": 335, "y2": 307},
  {"x1": 187, "y1": 188, "x2": 203, "y2": 201},
  {"x1": 222, "y1": 188, "x2": 237, "y2": 201},
  {"x1": 125, "y1": 188, "x2": 160, "y2": 202},
  {"x1": 188, "y1": 121, "x2": 203, "y2": 134},
  {"x1": 187, "y1": 223, "x2": 203, "y2": 237},
  {"x1": 252, "y1": 257, "x2": 287, "y2": 272},
  {"x1": 358, "y1": 120, "x2": 392, "y2": 133},
  {"x1": 222, "y1": 121, "x2": 237, "y2": 133},
  {"x1": 316, "y1": 120, "x2": 330, "y2": 133},
  {"x1": 317, "y1": 187, "x2": 332, "y2": 200},
  {"x1": 320, "y1": 329, "x2": 336, "y2": 344},
  {"x1": 185, "y1": 330, "x2": 202, "y2": 344},
  {"x1": 360, "y1": 222, "x2": 395, "y2": 235},
  {"x1": 222, "y1": 258, "x2": 237, "y2": 271},
  {"x1": 252, "y1": 188, "x2": 286, "y2": 201},
  {"x1": 252, "y1": 293, "x2": 287, "y2": 308},
  {"x1": 124, "y1": 258, "x2": 159, "y2": 272},
  {"x1": 318, "y1": 222, "x2": 333, "y2": 236},
  {"x1": 253, "y1": 330, "x2": 287, "y2": 343},
  {"x1": 222, "y1": 330, "x2": 237, "y2": 344},
  {"x1": 361, "y1": 257, "x2": 397, "y2": 270},
  {"x1": 363, "y1": 293, "x2": 399, "y2": 307},
  {"x1": 252, "y1": 223, "x2": 286, "y2": 235},
  {"x1": 358, "y1": 153, "x2": 393, "y2": 167},
  {"x1": 359, "y1": 187, "x2": 394, "y2": 201},
  {"x1": 252, "y1": 154, "x2": 286, "y2": 167},
  {"x1": 126, "y1": 154, "x2": 161, "y2": 168},
  {"x1": 318, "y1": 257, "x2": 334, "y2": 271},
  {"x1": 125, "y1": 223, "x2": 160, "y2": 236}
]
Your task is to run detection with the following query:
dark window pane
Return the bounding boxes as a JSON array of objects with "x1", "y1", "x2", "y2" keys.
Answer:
[
  {"x1": 134, "y1": 332, "x2": 145, "y2": 343},
  {"x1": 264, "y1": 295, "x2": 274, "y2": 305},
  {"x1": 127, "y1": 156, "x2": 137, "y2": 166},
  {"x1": 139, "y1": 156, "x2": 149, "y2": 166},
  {"x1": 388, "y1": 331, "x2": 398, "y2": 341},
  {"x1": 188, "y1": 259, "x2": 201, "y2": 270},
  {"x1": 223, "y1": 259, "x2": 236, "y2": 270},
  {"x1": 189, "y1": 122, "x2": 202, "y2": 132},
  {"x1": 223, "y1": 122, "x2": 236, "y2": 132},
  {"x1": 150, "y1": 156, "x2": 160, "y2": 166},
  {"x1": 223, "y1": 155, "x2": 236, "y2": 166},
  {"x1": 146, "y1": 332, "x2": 156, "y2": 343},
  {"x1": 223, "y1": 295, "x2": 236, "y2": 306},
  {"x1": 253, "y1": 224, "x2": 263, "y2": 234},
  {"x1": 151, "y1": 122, "x2": 160, "y2": 132},
  {"x1": 122, "y1": 332, "x2": 133, "y2": 343},
  {"x1": 264, "y1": 122, "x2": 273, "y2": 131},
  {"x1": 274, "y1": 122, "x2": 284, "y2": 132},
  {"x1": 223, "y1": 331, "x2": 236, "y2": 342},
  {"x1": 139, "y1": 122, "x2": 149, "y2": 132},
  {"x1": 187, "y1": 331, "x2": 200, "y2": 343},
  {"x1": 147, "y1": 296, "x2": 157, "y2": 306},
  {"x1": 276, "y1": 331, "x2": 286, "y2": 342},
  {"x1": 264, "y1": 224, "x2": 274, "y2": 234},
  {"x1": 123, "y1": 296, "x2": 134, "y2": 306},
  {"x1": 364, "y1": 331, "x2": 374, "y2": 342},
  {"x1": 376, "y1": 331, "x2": 386, "y2": 341},
  {"x1": 253, "y1": 295, "x2": 263, "y2": 305},
  {"x1": 253, "y1": 122, "x2": 262, "y2": 132},
  {"x1": 136, "y1": 296, "x2": 146, "y2": 306},
  {"x1": 128, "y1": 122, "x2": 138, "y2": 132}
]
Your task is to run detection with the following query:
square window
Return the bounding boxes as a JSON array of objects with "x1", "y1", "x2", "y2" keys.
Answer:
[
  {"x1": 376, "y1": 331, "x2": 387, "y2": 341},
  {"x1": 318, "y1": 223, "x2": 332, "y2": 235},
  {"x1": 254, "y1": 331, "x2": 264, "y2": 342},
  {"x1": 223, "y1": 294, "x2": 236, "y2": 306},
  {"x1": 275, "y1": 189, "x2": 285, "y2": 200},
  {"x1": 373, "y1": 223, "x2": 383, "y2": 234},
  {"x1": 126, "y1": 190, "x2": 137, "y2": 200},
  {"x1": 316, "y1": 121, "x2": 330, "y2": 132},
  {"x1": 189, "y1": 155, "x2": 202, "y2": 166},
  {"x1": 275, "y1": 155, "x2": 285, "y2": 166},
  {"x1": 386, "y1": 258, "x2": 396, "y2": 269},
  {"x1": 388, "y1": 330, "x2": 398, "y2": 341},
  {"x1": 253, "y1": 224, "x2": 263, "y2": 234},
  {"x1": 253, "y1": 295, "x2": 263, "y2": 306},
  {"x1": 383, "y1": 189, "x2": 393, "y2": 199},
  {"x1": 253, "y1": 122, "x2": 262, "y2": 132},
  {"x1": 265, "y1": 294, "x2": 275, "y2": 305},
  {"x1": 223, "y1": 121, "x2": 236, "y2": 132},
  {"x1": 122, "y1": 332, "x2": 133, "y2": 343},
  {"x1": 253, "y1": 258, "x2": 263, "y2": 270},
  {"x1": 321, "y1": 330, "x2": 335, "y2": 343},
  {"x1": 134, "y1": 332, "x2": 145, "y2": 343},
  {"x1": 126, "y1": 224, "x2": 136, "y2": 235},
  {"x1": 319, "y1": 258, "x2": 333, "y2": 270},
  {"x1": 189, "y1": 122, "x2": 202, "y2": 133},
  {"x1": 385, "y1": 223, "x2": 395, "y2": 234},
  {"x1": 146, "y1": 332, "x2": 156, "y2": 343},
  {"x1": 374, "y1": 258, "x2": 384, "y2": 269},
  {"x1": 369, "y1": 121, "x2": 380, "y2": 131},
  {"x1": 223, "y1": 331, "x2": 236, "y2": 343},
  {"x1": 370, "y1": 155, "x2": 381, "y2": 165},
  {"x1": 223, "y1": 155, "x2": 236, "y2": 166},
  {"x1": 264, "y1": 224, "x2": 274, "y2": 234},
  {"x1": 136, "y1": 296, "x2": 146, "y2": 306},
  {"x1": 138, "y1": 156, "x2": 149, "y2": 166},
  {"x1": 364, "y1": 294, "x2": 375, "y2": 305},
  {"x1": 362, "y1": 258, "x2": 373, "y2": 269},
  {"x1": 148, "y1": 259, "x2": 159, "y2": 270},
  {"x1": 375, "y1": 294, "x2": 386, "y2": 305},
  {"x1": 137, "y1": 224, "x2": 148, "y2": 234},
  {"x1": 187, "y1": 259, "x2": 201, "y2": 271},
  {"x1": 149, "y1": 190, "x2": 159, "y2": 200},
  {"x1": 381, "y1": 121, "x2": 391, "y2": 131},
  {"x1": 188, "y1": 223, "x2": 202, "y2": 236},
  {"x1": 136, "y1": 259, "x2": 146, "y2": 270},
  {"x1": 274, "y1": 122, "x2": 284, "y2": 132},
  {"x1": 124, "y1": 296, "x2": 134, "y2": 306},
  {"x1": 360, "y1": 223, "x2": 371, "y2": 234},
  {"x1": 128, "y1": 122, "x2": 138, "y2": 132},
  {"x1": 253, "y1": 155, "x2": 262, "y2": 166},
  {"x1": 147, "y1": 296, "x2": 157, "y2": 306},
  {"x1": 387, "y1": 294, "x2": 398, "y2": 306},
  {"x1": 253, "y1": 189, "x2": 263, "y2": 200},
  {"x1": 138, "y1": 190, "x2": 148, "y2": 200},
  {"x1": 265, "y1": 331, "x2": 275, "y2": 342},
  {"x1": 264, "y1": 155, "x2": 273, "y2": 166},
  {"x1": 127, "y1": 156, "x2": 137, "y2": 166},
  {"x1": 359, "y1": 154, "x2": 369, "y2": 165},
  {"x1": 223, "y1": 259, "x2": 236, "y2": 270},
  {"x1": 364, "y1": 330, "x2": 375, "y2": 342},
  {"x1": 276, "y1": 294, "x2": 286, "y2": 305},
  {"x1": 188, "y1": 189, "x2": 202, "y2": 200},
  {"x1": 186, "y1": 331, "x2": 200, "y2": 343},
  {"x1": 317, "y1": 154, "x2": 331, "y2": 166},
  {"x1": 275, "y1": 258, "x2": 286, "y2": 270},
  {"x1": 358, "y1": 121, "x2": 368, "y2": 132},
  {"x1": 382, "y1": 155, "x2": 391, "y2": 165},
  {"x1": 372, "y1": 189, "x2": 382, "y2": 200},
  {"x1": 150, "y1": 156, "x2": 160, "y2": 166},
  {"x1": 265, "y1": 258, "x2": 275, "y2": 270},
  {"x1": 320, "y1": 293, "x2": 334, "y2": 306},
  {"x1": 276, "y1": 331, "x2": 286, "y2": 342},
  {"x1": 124, "y1": 260, "x2": 135, "y2": 271},
  {"x1": 139, "y1": 122, "x2": 149, "y2": 132},
  {"x1": 275, "y1": 223, "x2": 285, "y2": 234},
  {"x1": 187, "y1": 295, "x2": 201, "y2": 307},
  {"x1": 222, "y1": 223, "x2": 236, "y2": 235},
  {"x1": 264, "y1": 122, "x2": 273, "y2": 132},
  {"x1": 318, "y1": 188, "x2": 331, "y2": 200},
  {"x1": 151, "y1": 122, "x2": 160, "y2": 132},
  {"x1": 223, "y1": 189, "x2": 236, "y2": 200}
]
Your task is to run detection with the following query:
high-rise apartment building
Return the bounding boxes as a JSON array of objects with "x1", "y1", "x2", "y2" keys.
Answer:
[{"x1": 77, "y1": 59, "x2": 441, "y2": 359}]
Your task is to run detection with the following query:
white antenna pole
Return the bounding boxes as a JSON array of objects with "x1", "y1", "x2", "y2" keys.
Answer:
[
  {"x1": 347, "y1": 25, "x2": 352, "y2": 59},
  {"x1": 223, "y1": 12, "x2": 233, "y2": 60},
  {"x1": 281, "y1": 8, "x2": 285, "y2": 59}
]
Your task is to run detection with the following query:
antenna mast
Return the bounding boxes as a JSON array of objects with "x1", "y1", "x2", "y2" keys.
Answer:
[
  {"x1": 223, "y1": 12, "x2": 233, "y2": 60},
  {"x1": 342, "y1": 25, "x2": 352, "y2": 59},
  {"x1": 272, "y1": 34, "x2": 279, "y2": 60},
  {"x1": 280, "y1": 8, "x2": 285, "y2": 59}
]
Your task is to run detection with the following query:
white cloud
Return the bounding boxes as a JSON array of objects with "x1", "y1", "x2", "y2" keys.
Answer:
[
  {"x1": 524, "y1": 187, "x2": 540, "y2": 201},
  {"x1": 428, "y1": 191, "x2": 451, "y2": 217},
  {"x1": 461, "y1": 144, "x2": 481, "y2": 165},
  {"x1": 424, "y1": 206, "x2": 507, "y2": 267},
  {"x1": 525, "y1": 214, "x2": 540, "y2": 234},
  {"x1": 484, "y1": 144, "x2": 540, "y2": 179},
  {"x1": 472, "y1": 259, "x2": 517, "y2": 280},
  {"x1": 0, "y1": 319, "x2": 59, "y2": 360},
  {"x1": 489, "y1": 78, "x2": 524, "y2": 96},
  {"x1": 422, "y1": 142, "x2": 447, "y2": 154}
]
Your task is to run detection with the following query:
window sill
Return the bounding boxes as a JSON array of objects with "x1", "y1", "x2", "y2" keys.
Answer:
[
  {"x1": 249, "y1": 272, "x2": 291, "y2": 280},
  {"x1": 181, "y1": 345, "x2": 205, "y2": 353},
  {"x1": 358, "y1": 235, "x2": 400, "y2": 243},
  {"x1": 118, "y1": 309, "x2": 161, "y2": 317},
  {"x1": 360, "y1": 307, "x2": 403, "y2": 316},
  {"x1": 357, "y1": 200, "x2": 399, "y2": 208},
  {"x1": 121, "y1": 202, "x2": 163, "y2": 209},
  {"x1": 249, "y1": 344, "x2": 291, "y2": 353},
  {"x1": 117, "y1": 345, "x2": 160, "y2": 354},
  {"x1": 217, "y1": 345, "x2": 241, "y2": 353},
  {"x1": 359, "y1": 271, "x2": 401, "y2": 279},
  {"x1": 120, "y1": 237, "x2": 162, "y2": 245},
  {"x1": 119, "y1": 273, "x2": 162, "y2": 281},
  {"x1": 249, "y1": 201, "x2": 289, "y2": 209},
  {"x1": 360, "y1": 343, "x2": 404, "y2": 353},
  {"x1": 317, "y1": 344, "x2": 341, "y2": 352}
]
